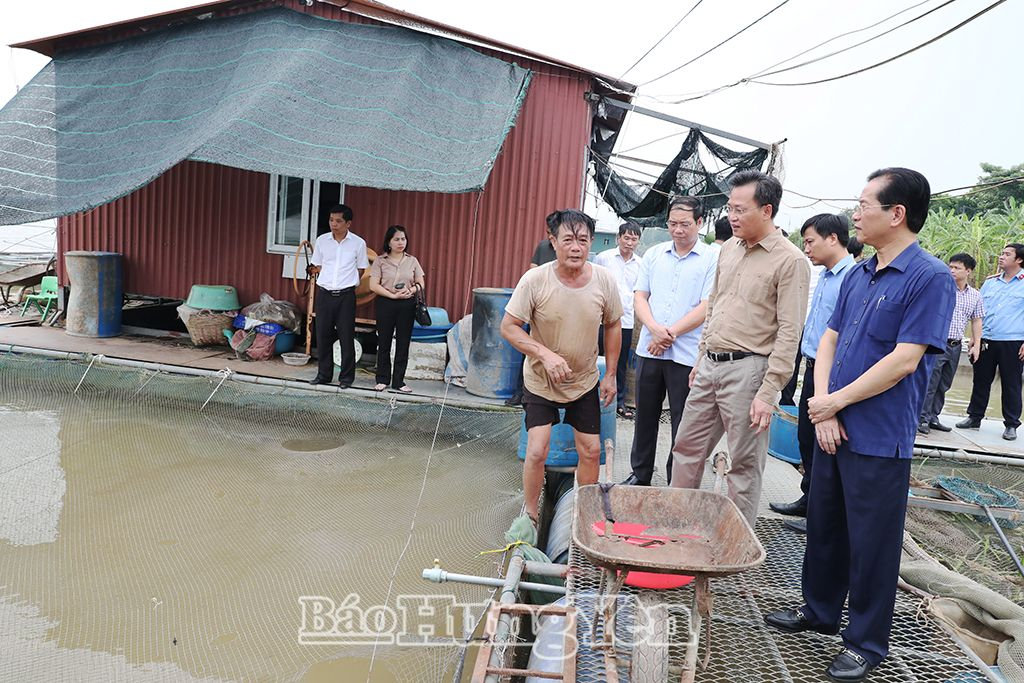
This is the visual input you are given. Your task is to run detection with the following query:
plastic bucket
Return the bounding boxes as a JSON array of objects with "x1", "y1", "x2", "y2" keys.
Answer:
[
  {"x1": 517, "y1": 358, "x2": 615, "y2": 467},
  {"x1": 768, "y1": 405, "x2": 801, "y2": 464}
]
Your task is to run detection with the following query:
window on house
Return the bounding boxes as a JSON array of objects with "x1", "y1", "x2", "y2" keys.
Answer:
[{"x1": 266, "y1": 175, "x2": 344, "y2": 254}]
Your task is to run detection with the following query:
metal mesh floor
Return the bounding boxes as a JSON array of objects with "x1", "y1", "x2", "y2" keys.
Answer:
[{"x1": 567, "y1": 518, "x2": 985, "y2": 682}]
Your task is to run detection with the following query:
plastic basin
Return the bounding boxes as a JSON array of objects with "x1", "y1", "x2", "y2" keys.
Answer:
[{"x1": 185, "y1": 285, "x2": 240, "y2": 311}]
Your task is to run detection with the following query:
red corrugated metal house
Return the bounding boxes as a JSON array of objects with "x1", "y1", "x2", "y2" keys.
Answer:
[{"x1": 8, "y1": 0, "x2": 634, "y2": 322}]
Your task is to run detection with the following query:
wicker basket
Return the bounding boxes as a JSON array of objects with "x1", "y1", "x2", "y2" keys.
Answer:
[{"x1": 185, "y1": 311, "x2": 233, "y2": 347}]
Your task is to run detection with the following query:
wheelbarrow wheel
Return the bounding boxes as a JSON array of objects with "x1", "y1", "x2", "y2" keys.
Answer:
[{"x1": 631, "y1": 591, "x2": 670, "y2": 683}]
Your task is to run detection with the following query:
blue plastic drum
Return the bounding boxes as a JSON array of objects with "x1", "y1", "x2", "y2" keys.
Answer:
[{"x1": 767, "y1": 404, "x2": 801, "y2": 464}]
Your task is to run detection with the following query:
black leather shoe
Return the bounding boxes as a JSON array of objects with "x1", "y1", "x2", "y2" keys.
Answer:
[
  {"x1": 916, "y1": 421, "x2": 931, "y2": 435},
  {"x1": 338, "y1": 381, "x2": 352, "y2": 390},
  {"x1": 1003, "y1": 426, "x2": 1017, "y2": 441},
  {"x1": 956, "y1": 417, "x2": 982, "y2": 430},
  {"x1": 763, "y1": 607, "x2": 839, "y2": 635},
  {"x1": 826, "y1": 648, "x2": 874, "y2": 682},
  {"x1": 784, "y1": 518, "x2": 807, "y2": 534},
  {"x1": 621, "y1": 473, "x2": 649, "y2": 486},
  {"x1": 307, "y1": 377, "x2": 331, "y2": 385},
  {"x1": 929, "y1": 420, "x2": 952, "y2": 432},
  {"x1": 769, "y1": 495, "x2": 807, "y2": 517}
]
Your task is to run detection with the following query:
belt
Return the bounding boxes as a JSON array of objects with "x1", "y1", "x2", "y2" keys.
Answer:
[
  {"x1": 947, "y1": 338, "x2": 962, "y2": 345},
  {"x1": 318, "y1": 285, "x2": 356, "y2": 296},
  {"x1": 706, "y1": 350, "x2": 759, "y2": 362}
]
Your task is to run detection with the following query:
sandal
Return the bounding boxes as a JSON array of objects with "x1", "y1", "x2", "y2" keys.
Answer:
[
  {"x1": 395, "y1": 385, "x2": 413, "y2": 393},
  {"x1": 617, "y1": 406, "x2": 635, "y2": 420},
  {"x1": 374, "y1": 383, "x2": 388, "y2": 392}
]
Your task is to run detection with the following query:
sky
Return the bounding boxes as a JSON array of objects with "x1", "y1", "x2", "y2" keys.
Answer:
[{"x1": 2, "y1": 0, "x2": 1022, "y2": 233}]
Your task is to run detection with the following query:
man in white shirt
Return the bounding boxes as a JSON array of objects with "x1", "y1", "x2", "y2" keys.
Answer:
[
  {"x1": 594, "y1": 222, "x2": 642, "y2": 418},
  {"x1": 623, "y1": 198, "x2": 718, "y2": 486},
  {"x1": 308, "y1": 204, "x2": 369, "y2": 388}
]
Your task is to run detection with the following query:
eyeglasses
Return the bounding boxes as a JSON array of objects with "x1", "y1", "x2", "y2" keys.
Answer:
[
  {"x1": 854, "y1": 201, "x2": 893, "y2": 214},
  {"x1": 667, "y1": 220, "x2": 696, "y2": 229},
  {"x1": 725, "y1": 205, "x2": 753, "y2": 216}
]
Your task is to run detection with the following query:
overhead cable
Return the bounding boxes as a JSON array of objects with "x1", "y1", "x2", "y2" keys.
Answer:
[
  {"x1": 639, "y1": 0, "x2": 792, "y2": 87},
  {"x1": 752, "y1": 0, "x2": 1007, "y2": 87},
  {"x1": 619, "y1": 0, "x2": 705, "y2": 79}
]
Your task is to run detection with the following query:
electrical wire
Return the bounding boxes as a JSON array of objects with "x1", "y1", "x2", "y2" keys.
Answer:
[
  {"x1": 641, "y1": 0, "x2": 952, "y2": 104},
  {"x1": 752, "y1": 0, "x2": 1007, "y2": 87},
  {"x1": 619, "y1": 0, "x2": 705, "y2": 79},
  {"x1": 639, "y1": 0, "x2": 792, "y2": 87}
]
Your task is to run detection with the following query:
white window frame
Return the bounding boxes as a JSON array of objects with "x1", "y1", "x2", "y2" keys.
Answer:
[{"x1": 265, "y1": 174, "x2": 344, "y2": 255}]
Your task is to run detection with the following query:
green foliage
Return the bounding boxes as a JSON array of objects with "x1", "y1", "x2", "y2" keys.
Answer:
[
  {"x1": 931, "y1": 162, "x2": 1024, "y2": 217},
  {"x1": 918, "y1": 198, "x2": 1024, "y2": 288}
]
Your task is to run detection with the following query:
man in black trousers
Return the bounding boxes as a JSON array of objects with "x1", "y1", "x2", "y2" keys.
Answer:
[
  {"x1": 764, "y1": 169, "x2": 954, "y2": 682},
  {"x1": 308, "y1": 204, "x2": 369, "y2": 388},
  {"x1": 770, "y1": 214, "x2": 855, "y2": 533}
]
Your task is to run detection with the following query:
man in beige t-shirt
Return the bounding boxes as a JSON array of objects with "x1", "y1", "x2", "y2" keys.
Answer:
[{"x1": 501, "y1": 209, "x2": 623, "y2": 523}]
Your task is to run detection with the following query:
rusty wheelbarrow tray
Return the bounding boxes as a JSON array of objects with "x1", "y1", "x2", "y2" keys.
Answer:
[
  {"x1": 572, "y1": 482, "x2": 766, "y2": 683},
  {"x1": 0, "y1": 260, "x2": 54, "y2": 306}
]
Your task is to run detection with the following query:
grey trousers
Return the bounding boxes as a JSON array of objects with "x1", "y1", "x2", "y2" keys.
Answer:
[
  {"x1": 670, "y1": 355, "x2": 771, "y2": 527},
  {"x1": 920, "y1": 341, "x2": 960, "y2": 424}
]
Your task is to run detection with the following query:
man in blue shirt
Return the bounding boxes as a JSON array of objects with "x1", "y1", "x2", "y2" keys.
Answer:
[
  {"x1": 956, "y1": 243, "x2": 1024, "y2": 440},
  {"x1": 769, "y1": 214, "x2": 854, "y2": 531},
  {"x1": 623, "y1": 198, "x2": 717, "y2": 486},
  {"x1": 764, "y1": 168, "x2": 955, "y2": 682}
]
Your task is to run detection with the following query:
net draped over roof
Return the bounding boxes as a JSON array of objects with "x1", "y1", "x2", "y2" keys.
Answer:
[{"x1": 0, "y1": 7, "x2": 532, "y2": 225}]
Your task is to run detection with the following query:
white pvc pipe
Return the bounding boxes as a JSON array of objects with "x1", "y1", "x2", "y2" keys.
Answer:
[
  {"x1": 420, "y1": 564, "x2": 565, "y2": 595},
  {"x1": 1, "y1": 343, "x2": 515, "y2": 413},
  {"x1": 913, "y1": 446, "x2": 1024, "y2": 468}
]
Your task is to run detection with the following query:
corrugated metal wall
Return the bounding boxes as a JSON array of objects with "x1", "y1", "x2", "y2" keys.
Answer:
[{"x1": 57, "y1": 8, "x2": 592, "y2": 321}]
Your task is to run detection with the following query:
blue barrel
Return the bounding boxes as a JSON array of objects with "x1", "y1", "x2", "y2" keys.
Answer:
[
  {"x1": 64, "y1": 251, "x2": 122, "y2": 338},
  {"x1": 767, "y1": 404, "x2": 801, "y2": 464},
  {"x1": 465, "y1": 287, "x2": 524, "y2": 399},
  {"x1": 517, "y1": 358, "x2": 616, "y2": 467}
]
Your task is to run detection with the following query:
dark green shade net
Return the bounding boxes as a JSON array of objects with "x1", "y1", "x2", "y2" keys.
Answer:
[{"x1": 0, "y1": 7, "x2": 532, "y2": 225}]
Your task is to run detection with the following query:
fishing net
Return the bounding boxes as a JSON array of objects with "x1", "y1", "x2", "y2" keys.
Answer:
[
  {"x1": 590, "y1": 127, "x2": 772, "y2": 227},
  {"x1": 0, "y1": 351, "x2": 524, "y2": 682}
]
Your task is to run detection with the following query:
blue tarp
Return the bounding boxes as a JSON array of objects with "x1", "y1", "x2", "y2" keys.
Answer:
[{"x1": 0, "y1": 7, "x2": 531, "y2": 225}]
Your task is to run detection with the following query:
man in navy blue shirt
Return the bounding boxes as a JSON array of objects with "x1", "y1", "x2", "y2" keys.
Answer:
[{"x1": 764, "y1": 168, "x2": 955, "y2": 682}]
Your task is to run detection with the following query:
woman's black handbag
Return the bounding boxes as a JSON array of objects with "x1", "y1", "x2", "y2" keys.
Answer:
[{"x1": 414, "y1": 290, "x2": 432, "y2": 326}]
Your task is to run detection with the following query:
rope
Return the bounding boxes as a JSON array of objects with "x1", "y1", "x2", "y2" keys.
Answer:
[
  {"x1": 200, "y1": 368, "x2": 234, "y2": 412},
  {"x1": 73, "y1": 353, "x2": 104, "y2": 394},
  {"x1": 366, "y1": 377, "x2": 454, "y2": 681}
]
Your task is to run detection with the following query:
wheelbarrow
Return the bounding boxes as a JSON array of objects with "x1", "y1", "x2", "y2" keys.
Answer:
[
  {"x1": 572, "y1": 459, "x2": 765, "y2": 683},
  {"x1": 0, "y1": 258, "x2": 54, "y2": 307}
]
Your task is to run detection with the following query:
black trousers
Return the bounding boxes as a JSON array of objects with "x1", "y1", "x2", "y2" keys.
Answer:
[
  {"x1": 802, "y1": 445, "x2": 911, "y2": 666},
  {"x1": 779, "y1": 333, "x2": 804, "y2": 406},
  {"x1": 628, "y1": 356, "x2": 692, "y2": 485},
  {"x1": 796, "y1": 358, "x2": 816, "y2": 496},
  {"x1": 314, "y1": 286, "x2": 356, "y2": 384},
  {"x1": 375, "y1": 296, "x2": 416, "y2": 388},
  {"x1": 967, "y1": 339, "x2": 1024, "y2": 428},
  {"x1": 920, "y1": 341, "x2": 961, "y2": 424},
  {"x1": 598, "y1": 326, "x2": 633, "y2": 409}
]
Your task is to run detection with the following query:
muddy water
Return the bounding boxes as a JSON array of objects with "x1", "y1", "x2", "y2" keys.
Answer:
[
  {"x1": 0, "y1": 391, "x2": 522, "y2": 682},
  {"x1": 943, "y1": 365, "x2": 1005, "y2": 421}
]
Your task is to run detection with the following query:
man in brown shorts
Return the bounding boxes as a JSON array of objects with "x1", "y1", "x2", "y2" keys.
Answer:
[{"x1": 501, "y1": 209, "x2": 623, "y2": 523}]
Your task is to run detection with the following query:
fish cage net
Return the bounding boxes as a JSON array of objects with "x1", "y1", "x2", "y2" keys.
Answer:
[
  {"x1": 567, "y1": 519, "x2": 988, "y2": 682},
  {"x1": 0, "y1": 351, "x2": 524, "y2": 682},
  {"x1": 910, "y1": 456, "x2": 1024, "y2": 605}
]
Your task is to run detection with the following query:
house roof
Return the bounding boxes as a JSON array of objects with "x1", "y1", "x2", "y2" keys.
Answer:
[{"x1": 10, "y1": 0, "x2": 635, "y2": 93}]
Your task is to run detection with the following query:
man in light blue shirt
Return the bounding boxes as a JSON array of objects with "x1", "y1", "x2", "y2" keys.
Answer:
[
  {"x1": 769, "y1": 214, "x2": 854, "y2": 528},
  {"x1": 958, "y1": 243, "x2": 1024, "y2": 440},
  {"x1": 622, "y1": 197, "x2": 717, "y2": 486}
]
